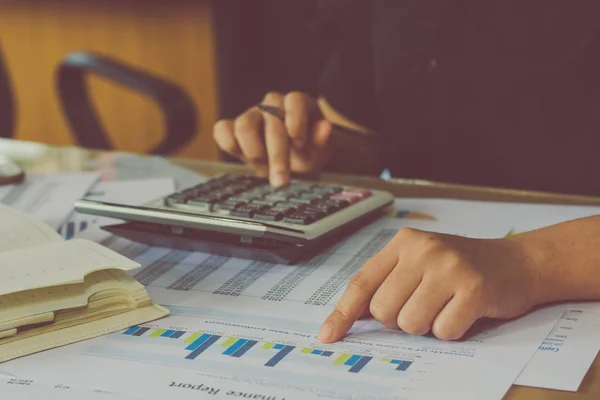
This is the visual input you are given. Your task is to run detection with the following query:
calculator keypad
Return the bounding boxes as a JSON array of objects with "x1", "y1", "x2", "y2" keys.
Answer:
[{"x1": 164, "y1": 174, "x2": 371, "y2": 226}]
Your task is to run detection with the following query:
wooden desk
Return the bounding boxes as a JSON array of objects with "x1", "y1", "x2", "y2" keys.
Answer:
[{"x1": 18, "y1": 142, "x2": 600, "y2": 400}]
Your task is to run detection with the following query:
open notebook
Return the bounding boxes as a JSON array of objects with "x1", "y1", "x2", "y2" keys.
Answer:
[{"x1": 0, "y1": 203, "x2": 168, "y2": 363}]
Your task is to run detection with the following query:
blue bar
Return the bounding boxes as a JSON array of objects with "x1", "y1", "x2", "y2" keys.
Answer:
[
  {"x1": 265, "y1": 346, "x2": 295, "y2": 367},
  {"x1": 232, "y1": 340, "x2": 257, "y2": 358},
  {"x1": 391, "y1": 360, "x2": 402, "y2": 364},
  {"x1": 186, "y1": 334, "x2": 213, "y2": 351},
  {"x1": 185, "y1": 335, "x2": 221, "y2": 360},
  {"x1": 223, "y1": 339, "x2": 248, "y2": 356},
  {"x1": 161, "y1": 330, "x2": 176, "y2": 337},
  {"x1": 349, "y1": 356, "x2": 372, "y2": 373},
  {"x1": 66, "y1": 222, "x2": 75, "y2": 239},
  {"x1": 344, "y1": 355, "x2": 362, "y2": 366},
  {"x1": 123, "y1": 326, "x2": 140, "y2": 335},
  {"x1": 171, "y1": 331, "x2": 185, "y2": 339},
  {"x1": 311, "y1": 350, "x2": 323, "y2": 355},
  {"x1": 273, "y1": 344, "x2": 284, "y2": 350},
  {"x1": 132, "y1": 327, "x2": 150, "y2": 336},
  {"x1": 321, "y1": 351, "x2": 334, "y2": 357},
  {"x1": 396, "y1": 361, "x2": 412, "y2": 371}
]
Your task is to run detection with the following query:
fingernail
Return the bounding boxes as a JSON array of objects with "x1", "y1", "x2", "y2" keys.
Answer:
[
  {"x1": 271, "y1": 171, "x2": 288, "y2": 187},
  {"x1": 317, "y1": 323, "x2": 333, "y2": 342}
]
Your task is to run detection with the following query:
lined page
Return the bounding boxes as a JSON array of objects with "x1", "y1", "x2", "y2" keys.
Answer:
[
  {"x1": 0, "y1": 239, "x2": 140, "y2": 297},
  {"x1": 0, "y1": 204, "x2": 62, "y2": 252}
]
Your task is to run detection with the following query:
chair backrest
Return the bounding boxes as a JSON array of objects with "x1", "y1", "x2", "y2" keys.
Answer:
[
  {"x1": 56, "y1": 52, "x2": 197, "y2": 155},
  {"x1": 0, "y1": 44, "x2": 15, "y2": 138}
]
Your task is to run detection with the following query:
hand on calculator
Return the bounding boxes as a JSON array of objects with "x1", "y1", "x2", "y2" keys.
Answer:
[{"x1": 213, "y1": 92, "x2": 333, "y2": 187}]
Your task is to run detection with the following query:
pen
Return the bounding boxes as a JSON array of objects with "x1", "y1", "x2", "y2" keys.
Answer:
[{"x1": 257, "y1": 103, "x2": 384, "y2": 143}]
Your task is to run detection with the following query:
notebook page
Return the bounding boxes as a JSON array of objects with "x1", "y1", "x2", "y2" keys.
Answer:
[
  {"x1": 0, "y1": 204, "x2": 62, "y2": 252},
  {"x1": 0, "y1": 239, "x2": 140, "y2": 297}
]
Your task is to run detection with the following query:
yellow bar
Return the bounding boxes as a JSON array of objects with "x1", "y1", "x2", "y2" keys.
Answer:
[
  {"x1": 222, "y1": 337, "x2": 237, "y2": 347},
  {"x1": 184, "y1": 333, "x2": 202, "y2": 344},
  {"x1": 149, "y1": 329, "x2": 166, "y2": 338},
  {"x1": 261, "y1": 342, "x2": 275, "y2": 350},
  {"x1": 301, "y1": 348, "x2": 312, "y2": 354},
  {"x1": 333, "y1": 354, "x2": 351, "y2": 365},
  {"x1": 380, "y1": 358, "x2": 391, "y2": 362}
]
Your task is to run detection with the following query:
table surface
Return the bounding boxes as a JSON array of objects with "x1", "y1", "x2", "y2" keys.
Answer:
[{"x1": 17, "y1": 142, "x2": 600, "y2": 400}]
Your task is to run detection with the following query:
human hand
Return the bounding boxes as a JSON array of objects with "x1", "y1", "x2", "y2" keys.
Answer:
[
  {"x1": 213, "y1": 91, "x2": 333, "y2": 187},
  {"x1": 317, "y1": 228, "x2": 544, "y2": 342}
]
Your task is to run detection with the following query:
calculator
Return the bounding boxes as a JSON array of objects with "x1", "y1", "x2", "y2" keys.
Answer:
[{"x1": 74, "y1": 174, "x2": 394, "y2": 264}]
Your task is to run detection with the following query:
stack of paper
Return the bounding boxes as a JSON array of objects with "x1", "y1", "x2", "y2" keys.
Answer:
[
  {"x1": 1, "y1": 172, "x2": 600, "y2": 399},
  {"x1": 0, "y1": 172, "x2": 99, "y2": 230}
]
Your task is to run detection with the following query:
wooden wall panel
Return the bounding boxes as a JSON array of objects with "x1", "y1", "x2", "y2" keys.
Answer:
[{"x1": 0, "y1": 0, "x2": 220, "y2": 160}]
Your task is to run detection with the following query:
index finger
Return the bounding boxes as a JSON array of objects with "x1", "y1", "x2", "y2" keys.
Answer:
[
  {"x1": 264, "y1": 112, "x2": 291, "y2": 187},
  {"x1": 284, "y1": 92, "x2": 314, "y2": 148},
  {"x1": 317, "y1": 247, "x2": 399, "y2": 343}
]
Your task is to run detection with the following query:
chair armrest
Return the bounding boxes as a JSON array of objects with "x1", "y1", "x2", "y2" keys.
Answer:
[
  {"x1": 0, "y1": 46, "x2": 15, "y2": 139},
  {"x1": 56, "y1": 52, "x2": 198, "y2": 155}
]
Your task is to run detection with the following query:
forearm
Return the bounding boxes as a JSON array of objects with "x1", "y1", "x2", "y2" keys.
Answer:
[{"x1": 514, "y1": 215, "x2": 600, "y2": 304}]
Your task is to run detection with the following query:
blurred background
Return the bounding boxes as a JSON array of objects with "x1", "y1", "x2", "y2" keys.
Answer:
[{"x1": 0, "y1": 0, "x2": 314, "y2": 160}]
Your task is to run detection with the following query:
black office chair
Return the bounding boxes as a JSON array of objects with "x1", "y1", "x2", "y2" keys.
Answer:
[
  {"x1": 0, "y1": 44, "x2": 16, "y2": 139},
  {"x1": 56, "y1": 52, "x2": 198, "y2": 155}
]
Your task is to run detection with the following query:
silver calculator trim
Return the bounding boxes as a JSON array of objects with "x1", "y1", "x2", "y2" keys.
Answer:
[{"x1": 74, "y1": 188, "x2": 394, "y2": 244}]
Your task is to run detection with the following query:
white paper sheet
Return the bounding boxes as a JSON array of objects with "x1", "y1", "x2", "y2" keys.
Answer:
[
  {"x1": 0, "y1": 172, "x2": 99, "y2": 230},
  {"x1": 86, "y1": 153, "x2": 207, "y2": 189},
  {"x1": 59, "y1": 178, "x2": 176, "y2": 239},
  {"x1": 515, "y1": 309, "x2": 600, "y2": 391},
  {"x1": 393, "y1": 197, "x2": 600, "y2": 236},
  {"x1": 0, "y1": 376, "x2": 140, "y2": 400},
  {"x1": 0, "y1": 216, "x2": 562, "y2": 400}
]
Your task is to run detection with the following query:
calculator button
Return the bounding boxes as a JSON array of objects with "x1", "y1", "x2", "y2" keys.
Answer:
[
  {"x1": 230, "y1": 205, "x2": 265, "y2": 218},
  {"x1": 272, "y1": 202, "x2": 302, "y2": 212},
  {"x1": 251, "y1": 198, "x2": 281, "y2": 207},
  {"x1": 213, "y1": 202, "x2": 240, "y2": 214},
  {"x1": 343, "y1": 188, "x2": 372, "y2": 199},
  {"x1": 253, "y1": 210, "x2": 285, "y2": 222},
  {"x1": 228, "y1": 195, "x2": 258, "y2": 203},
  {"x1": 302, "y1": 208, "x2": 326, "y2": 220},
  {"x1": 265, "y1": 193, "x2": 290, "y2": 202},
  {"x1": 306, "y1": 204, "x2": 337, "y2": 214},
  {"x1": 289, "y1": 197, "x2": 319, "y2": 205},
  {"x1": 313, "y1": 186, "x2": 344, "y2": 195},
  {"x1": 187, "y1": 197, "x2": 216, "y2": 209},
  {"x1": 283, "y1": 213, "x2": 315, "y2": 225},
  {"x1": 323, "y1": 199, "x2": 350, "y2": 209},
  {"x1": 164, "y1": 194, "x2": 189, "y2": 206},
  {"x1": 329, "y1": 193, "x2": 362, "y2": 204}
]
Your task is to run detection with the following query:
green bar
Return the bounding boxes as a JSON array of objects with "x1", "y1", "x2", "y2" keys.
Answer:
[
  {"x1": 333, "y1": 354, "x2": 351, "y2": 365},
  {"x1": 184, "y1": 333, "x2": 202, "y2": 344},
  {"x1": 380, "y1": 357, "x2": 391, "y2": 362},
  {"x1": 222, "y1": 337, "x2": 237, "y2": 347},
  {"x1": 149, "y1": 329, "x2": 166, "y2": 338},
  {"x1": 261, "y1": 342, "x2": 275, "y2": 350},
  {"x1": 301, "y1": 348, "x2": 312, "y2": 354}
]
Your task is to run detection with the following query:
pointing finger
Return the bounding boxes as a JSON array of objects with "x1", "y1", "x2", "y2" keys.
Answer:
[{"x1": 318, "y1": 247, "x2": 399, "y2": 343}]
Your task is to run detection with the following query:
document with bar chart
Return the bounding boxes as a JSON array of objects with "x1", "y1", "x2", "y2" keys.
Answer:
[{"x1": 0, "y1": 213, "x2": 562, "y2": 400}]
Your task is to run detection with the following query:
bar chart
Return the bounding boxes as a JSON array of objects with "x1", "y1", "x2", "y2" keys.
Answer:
[
  {"x1": 121, "y1": 325, "x2": 413, "y2": 375},
  {"x1": 60, "y1": 219, "x2": 91, "y2": 239}
]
